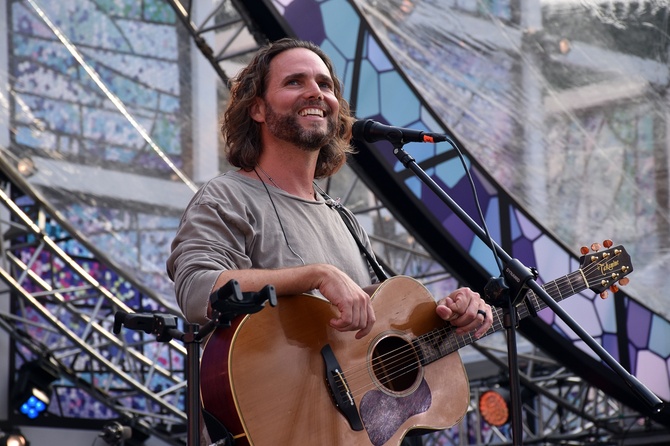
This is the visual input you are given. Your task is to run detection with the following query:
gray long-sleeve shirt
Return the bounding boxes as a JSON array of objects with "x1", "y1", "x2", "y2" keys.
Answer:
[{"x1": 166, "y1": 170, "x2": 376, "y2": 323}]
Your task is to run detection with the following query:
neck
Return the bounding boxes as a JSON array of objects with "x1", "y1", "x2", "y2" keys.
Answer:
[{"x1": 255, "y1": 150, "x2": 318, "y2": 200}]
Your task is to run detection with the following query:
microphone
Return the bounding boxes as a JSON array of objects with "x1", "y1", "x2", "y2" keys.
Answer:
[{"x1": 352, "y1": 119, "x2": 448, "y2": 144}]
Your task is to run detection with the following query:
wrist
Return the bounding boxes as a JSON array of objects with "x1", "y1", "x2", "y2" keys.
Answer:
[{"x1": 301, "y1": 263, "x2": 335, "y2": 290}]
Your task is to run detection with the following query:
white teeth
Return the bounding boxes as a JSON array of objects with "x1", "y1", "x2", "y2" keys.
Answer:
[{"x1": 299, "y1": 108, "x2": 324, "y2": 117}]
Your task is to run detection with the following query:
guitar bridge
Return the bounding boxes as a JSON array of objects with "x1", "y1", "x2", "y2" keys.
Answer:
[{"x1": 321, "y1": 344, "x2": 364, "y2": 431}]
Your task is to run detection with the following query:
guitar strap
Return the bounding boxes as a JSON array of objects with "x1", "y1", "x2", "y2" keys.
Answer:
[{"x1": 316, "y1": 187, "x2": 391, "y2": 282}]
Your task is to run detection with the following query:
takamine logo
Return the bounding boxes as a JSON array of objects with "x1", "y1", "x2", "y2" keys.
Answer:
[{"x1": 597, "y1": 259, "x2": 619, "y2": 274}]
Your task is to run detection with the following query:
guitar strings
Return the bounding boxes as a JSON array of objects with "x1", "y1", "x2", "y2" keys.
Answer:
[
  {"x1": 345, "y1": 269, "x2": 584, "y2": 395},
  {"x1": 340, "y1": 284, "x2": 558, "y2": 398},
  {"x1": 336, "y1": 258, "x2": 613, "y2": 400}
]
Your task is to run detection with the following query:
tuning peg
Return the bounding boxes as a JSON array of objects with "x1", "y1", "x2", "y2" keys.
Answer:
[
  {"x1": 609, "y1": 284, "x2": 619, "y2": 293},
  {"x1": 580, "y1": 246, "x2": 590, "y2": 255},
  {"x1": 619, "y1": 277, "x2": 630, "y2": 286},
  {"x1": 599, "y1": 290, "x2": 609, "y2": 299},
  {"x1": 591, "y1": 242, "x2": 602, "y2": 252},
  {"x1": 603, "y1": 239, "x2": 613, "y2": 248}
]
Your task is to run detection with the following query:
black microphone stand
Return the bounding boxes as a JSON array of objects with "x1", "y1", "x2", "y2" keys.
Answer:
[
  {"x1": 113, "y1": 279, "x2": 277, "y2": 446},
  {"x1": 386, "y1": 139, "x2": 664, "y2": 445}
]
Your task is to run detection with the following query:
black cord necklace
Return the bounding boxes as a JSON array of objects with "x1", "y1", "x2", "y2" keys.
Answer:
[{"x1": 252, "y1": 167, "x2": 306, "y2": 265}]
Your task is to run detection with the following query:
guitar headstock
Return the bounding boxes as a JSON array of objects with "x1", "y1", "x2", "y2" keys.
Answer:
[{"x1": 579, "y1": 240, "x2": 633, "y2": 298}]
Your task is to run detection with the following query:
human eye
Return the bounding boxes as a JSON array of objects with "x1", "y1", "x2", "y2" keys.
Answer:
[{"x1": 319, "y1": 79, "x2": 334, "y2": 90}]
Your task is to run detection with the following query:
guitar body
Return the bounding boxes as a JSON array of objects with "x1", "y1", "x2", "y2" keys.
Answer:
[
  {"x1": 200, "y1": 242, "x2": 634, "y2": 445},
  {"x1": 201, "y1": 276, "x2": 470, "y2": 446}
]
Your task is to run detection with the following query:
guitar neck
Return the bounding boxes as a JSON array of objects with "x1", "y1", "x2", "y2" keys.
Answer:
[{"x1": 414, "y1": 270, "x2": 588, "y2": 365}]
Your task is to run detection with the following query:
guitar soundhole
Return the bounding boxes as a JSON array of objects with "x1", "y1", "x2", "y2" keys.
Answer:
[{"x1": 371, "y1": 335, "x2": 421, "y2": 394}]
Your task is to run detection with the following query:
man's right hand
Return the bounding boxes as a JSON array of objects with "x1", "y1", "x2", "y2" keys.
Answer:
[{"x1": 312, "y1": 264, "x2": 376, "y2": 339}]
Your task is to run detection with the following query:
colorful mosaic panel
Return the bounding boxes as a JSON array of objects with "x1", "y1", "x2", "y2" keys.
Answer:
[
  {"x1": 9, "y1": 0, "x2": 184, "y2": 173},
  {"x1": 9, "y1": 192, "x2": 185, "y2": 421},
  {"x1": 7, "y1": 0, "x2": 187, "y2": 424}
]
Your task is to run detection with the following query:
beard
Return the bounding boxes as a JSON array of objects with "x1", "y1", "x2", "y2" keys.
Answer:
[{"x1": 264, "y1": 102, "x2": 336, "y2": 151}]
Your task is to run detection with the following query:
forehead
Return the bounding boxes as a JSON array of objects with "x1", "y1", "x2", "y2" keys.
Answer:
[{"x1": 268, "y1": 47, "x2": 332, "y2": 82}]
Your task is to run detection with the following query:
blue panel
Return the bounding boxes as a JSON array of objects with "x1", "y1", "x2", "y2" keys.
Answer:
[
  {"x1": 355, "y1": 60, "x2": 381, "y2": 118},
  {"x1": 484, "y1": 196, "x2": 501, "y2": 243},
  {"x1": 405, "y1": 176, "x2": 422, "y2": 198},
  {"x1": 595, "y1": 292, "x2": 618, "y2": 333},
  {"x1": 320, "y1": 38, "x2": 347, "y2": 80},
  {"x1": 467, "y1": 195, "x2": 502, "y2": 275},
  {"x1": 366, "y1": 34, "x2": 393, "y2": 72},
  {"x1": 649, "y1": 315, "x2": 670, "y2": 357},
  {"x1": 321, "y1": 0, "x2": 360, "y2": 58},
  {"x1": 378, "y1": 70, "x2": 420, "y2": 126},
  {"x1": 435, "y1": 157, "x2": 469, "y2": 189},
  {"x1": 469, "y1": 236, "x2": 500, "y2": 276}
]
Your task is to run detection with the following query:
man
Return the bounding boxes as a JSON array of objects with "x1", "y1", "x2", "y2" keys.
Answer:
[{"x1": 167, "y1": 38, "x2": 493, "y2": 444}]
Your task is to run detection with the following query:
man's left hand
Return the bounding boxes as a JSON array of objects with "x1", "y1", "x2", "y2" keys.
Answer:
[{"x1": 436, "y1": 287, "x2": 492, "y2": 338}]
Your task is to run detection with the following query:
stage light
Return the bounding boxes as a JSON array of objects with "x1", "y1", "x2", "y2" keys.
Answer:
[
  {"x1": 12, "y1": 358, "x2": 59, "y2": 420},
  {"x1": 558, "y1": 38, "x2": 571, "y2": 54},
  {"x1": 479, "y1": 387, "x2": 511, "y2": 427},
  {"x1": 16, "y1": 157, "x2": 36, "y2": 177},
  {"x1": 0, "y1": 430, "x2": 29, "y2": 446}
]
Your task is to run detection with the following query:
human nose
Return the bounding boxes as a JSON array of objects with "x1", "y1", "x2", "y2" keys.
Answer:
[{"x1": 304, "y1": 80, "x2": 323, "y2": 99}]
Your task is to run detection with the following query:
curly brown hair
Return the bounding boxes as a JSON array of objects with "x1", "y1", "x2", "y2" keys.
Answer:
[{"x1": 222, "y1": 38, "x2": 355, "y2": 179}]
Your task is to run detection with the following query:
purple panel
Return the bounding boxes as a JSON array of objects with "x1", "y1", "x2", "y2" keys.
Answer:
[
  {"x1": 284, "y1": 0, "x2": 326, "y2": 44},
  {"x1": 444, "y1": 213, "x2": 475, "y2": 251},
  {"x1": 538, "y1": 307, "x2": 554, "y2": 324},
  {"x1": 429, "y1": 172, "x2": 487, "y2": 227},
  {"x1": 514, "y1": 209, "x2": 542, "y2": 241},
  {"x1": 369, "y1": 122, "x2": 397, "y2": 167},
  {"x1": 601, "y1": 333, "x2": 620, "y2": 362},
  {"x1": 627, "y1": 299, "x2": 652, "y2": 348},
  {"x1": 512, "y1": 237, "x2": 535, "y2": 271},
  {"x1": 423, "y1": 182, "x2": 452, "y2": 222}
]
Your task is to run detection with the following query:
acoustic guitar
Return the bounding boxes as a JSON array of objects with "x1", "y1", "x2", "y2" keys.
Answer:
[{"x1": 200, "y1": 242, "x2": 632, "y2": 446}]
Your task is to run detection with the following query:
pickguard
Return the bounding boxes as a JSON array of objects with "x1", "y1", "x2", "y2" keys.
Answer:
[{"x1": 360, "y1": 379, "x2": 432, "y2": 446}]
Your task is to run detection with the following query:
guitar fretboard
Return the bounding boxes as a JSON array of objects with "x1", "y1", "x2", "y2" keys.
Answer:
[{"x1": 413, "y1": 270, "x2": 589, "y2": 366}]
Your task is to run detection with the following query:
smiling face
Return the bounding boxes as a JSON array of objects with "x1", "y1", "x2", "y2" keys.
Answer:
[{"x1": 251, "y1": 47, "x2": 340, "y2": 151}]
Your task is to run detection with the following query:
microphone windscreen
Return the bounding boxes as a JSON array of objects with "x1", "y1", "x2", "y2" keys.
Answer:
[{"x1": 351, "y1": 119, "x2": 372, "y2": 141}]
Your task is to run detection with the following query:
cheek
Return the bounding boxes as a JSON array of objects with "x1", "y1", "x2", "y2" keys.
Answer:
[{"x1": 326, "y1": 95, "x2": 339, "y2": 116}]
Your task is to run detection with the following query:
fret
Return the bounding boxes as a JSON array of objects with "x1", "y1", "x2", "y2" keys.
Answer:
[
  {"x1": 547, "y1": 279, "x2": 563, "y2": 300},
  {"x1": 565, "y1": 273, "x2": 576, "y2": 295}
]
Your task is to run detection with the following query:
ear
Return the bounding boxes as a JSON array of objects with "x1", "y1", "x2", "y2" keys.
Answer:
[{"x1": 250, "y1": 97, "x2": 265, "y2": 123}]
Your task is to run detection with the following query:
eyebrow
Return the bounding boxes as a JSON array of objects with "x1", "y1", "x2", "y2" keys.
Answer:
[{"x1": 283, "y1": 72, "x2": 333, "y2": 85}]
